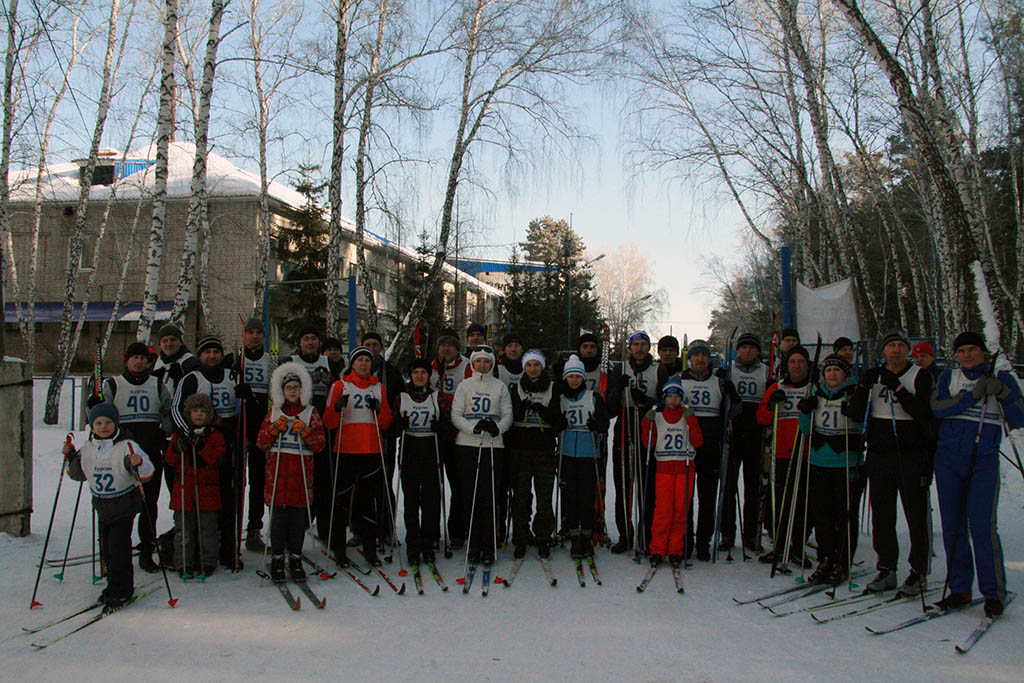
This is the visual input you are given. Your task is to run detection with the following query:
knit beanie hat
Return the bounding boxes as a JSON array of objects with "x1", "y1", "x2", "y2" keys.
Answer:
[
  {"x1": 879, "y1": 328, "x2": 910, "y2": 350},
  {"x1": 658, "y1": 335, "x2": 680, "y2": 351},
  {"x1": 466, "y1": 322, "x2": 487, "y2": 338},
  {"x1": 349, "y1": 346, "x2": 373, "y2": 364},
  {"x1": 522, "y1": 349, "x2": 546, "y2": 367},
  {"x1": 244, "y1": 317, "x2": 264, "y2": 332},
  {"x1": 736, "y1": 332, "x2": 761, "y2": 351},
  {"x1": 952, "y1": 331, "x2": 987, "y2": 352},
  {"x1": 832, "y1": 336, "x2": 854, "y2": 352},
  {"x1": 409, "y1": 357, "x2": 433, "y2": 375},
  {"x1": 437, "y1": 329, "x2": 460, "y2": 350},
  {"x1": 786, "y1": 345, "x2": 810, "y2": 362},
  {"x1": 322, "y1": 337, "x2": 343, "y2": 352},
  {"x1": 576, "y1": 332, "x2": 599, "y2": 349},
  {"x1": 196, "y1": 335, "x2": 223, "y2": 355},
  {"x1": 124, "y1": 342, "x2": 152, "y2": 363},
  {"x1": 911, "y1": 341, "x2": 934, "y2": 357},
  {"x1": 687, "y1": 339, "x2": 711, "y2": 358},
  {"x1": 157, "y1": 323, "x2": 184, "y2": 341},
  {"x1": 297, "y1": 325, "x2": 321, "y2": 341},
  {"x1": 469, "y1": 346, "x2": 495, "y2": 369},
  {"x1": 362, "y1": 331, "x2": 384, "y2": 346},
  {"x1": 628, "y1": 330, "x2": 651, "y2": 346},
  {"x1": 562, "y1": 354, "x2": 586, "y2": 378},
  {"x1": 89, "y1": 402, "x2": 120, "y2": 429},
  {"x1": 661, "y1": 379, "x2": 684, "y2": 398},
  {"x1": 780, "y1": 327, "x2": 800, "y2": 341},
  {"x1": 820, "y1": 353, "x2": 851, "y2": 377}
]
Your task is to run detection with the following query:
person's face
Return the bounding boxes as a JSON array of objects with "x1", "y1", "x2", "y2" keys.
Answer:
[
  {"x1": 956, "y1": 344, "x2": 985, "y2": 370},
  {"x1": 438, "y1": 342, "x2": 458, "y2": 362},
  {"x1": 92, "y1": 416, "x2": 116, "y2": 438},
  {"x1": 472, "y1": 357, "x2": 493, "y2": 374},
  {"x1": 189, "y1": 408, "x2": 209, "y2": 426},
  {"x1": 578, "y1": 341, "x2": 598, "y2": 359},
  {"x1": 159, "y1": 335, "x2": 181, "y2": 356},
  {"x1": 524, "y1": 359, "x2": 543, "y2": 378},
  {"x1": 823, "y1": 365, "x2": 846, "y2": 389},
  {"x1": 352, "y1": 355, "x2": 372, "y2": 376},
  {"x1": 503, "y1": 341, "x2": 523, "y2": 360},
  {"x1": 658, "y1": 346, "x2": 679, "y2": 366},
  {"x1": 364, "y1": 338, "x2": 383, "y2": 358},
  {"x1": 244, "y1": 328, "x2": 264, "y2": 348},
  {"x1": 787, "y1": 354, "x2": 808, "y2": 382},
  {"x1": 912, "y1": 352, "x2": 933, "y2": 369},
  {"x1": 566, "y1": 374, "x2": 584, "y2": 390},
  {"x1": 737, "y1": 344, "x2": 759, "y2": 363},
  {"x1": 780, "y1": 336, "x2": 799, "y2": 353},
  {"x1": 126, "y1": 354, "x2": 149, "y2": 374},
  {"x1": 200, "y1": 347, "x2": 222, "y2": 368},
  {"x1": 689, "y1": 352, "x2": 709, "y2": 373},
  {"x1": 411, "y1": 368, "x2": 430, "y2": 387},
  {"x1": 283, "y1": 381, "x2": 302, "y2": 402},
  {"x1": 837, "y1": 346, "x2": 855, "y2": 364},
  {"x1": 883, "y1": 341, "x2": 909, "y2": 368},
  {"x1": 467, "y1": 331, "x2": 485, "y2": 347},
  {"x1": 630, "y1": 339, "x2": 650, "y2": 361},
  {"x1": 664, "y1": 392, "x2": 682, "y2": 407},
  {"x1": 325, "y1": 347, "x2": 343, "y2": 362},
  {"x1": 300, "y1": 333, "x2": 320, "y2": 355}
]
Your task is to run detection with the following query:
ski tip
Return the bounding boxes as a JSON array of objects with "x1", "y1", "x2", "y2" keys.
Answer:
[
  {"x1": 167, "y1": 598, "x2": 179, "y2": 608},
  {"x1": 398, "y1": 569, "x2": 408, "y2": 577},
  {"x1": 550, "y1": 579, "x2": 558, "y2": 587},
  {"x1": 30, "y1": 600, "x2": 43, "y2": 609},
  {"x1": 444, "y1": 551, "x2": 453, "y2": 559},
  {"x1": 441, "y1": 585, "x2": 449, "y2": 592},
  {"x1": 371, "y1": 586, "x2": 381, "y2": 596},
  {"x1": 293, "y1": 597, "x2": 302, "y2": 611},
  {"x1": 316, "y1": 598, "x2": 327, "y2": 609},
  {"x1": 397, "y1": 584, "x2": 406, "y2": 595},
  {"x1": 636, "y1": 586, "x2": 644, "y2": 593}
]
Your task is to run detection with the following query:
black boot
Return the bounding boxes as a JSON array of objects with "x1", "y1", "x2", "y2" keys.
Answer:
[
  {"x1": 139, "y1": 551, "x2": 159, "y2": 573},
  {"x1": 289, "y1": 554, "x2": 306, "y2": 583},
  {"x1": 363, "y1": 539, "x2": 381, "y2": 567},
  {"x1": 270, "y1": 555, "x2": 286, "y2": 584}
]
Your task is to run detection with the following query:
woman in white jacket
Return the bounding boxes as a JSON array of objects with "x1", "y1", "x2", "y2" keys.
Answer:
[{"x1": 451, "y1": 346, "x2": 513, "y2": 565}]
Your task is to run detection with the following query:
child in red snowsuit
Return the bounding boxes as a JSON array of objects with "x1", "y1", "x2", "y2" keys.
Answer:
[
  {"x1": 640, "y1": 379, "x2": 703, "y2": 567},
  {"x1": 256, "y1": 362, "x2": 327, "y2": 584}
]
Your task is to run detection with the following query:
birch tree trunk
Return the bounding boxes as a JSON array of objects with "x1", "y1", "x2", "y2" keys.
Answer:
[
  {"x1": 326, "y1": 0, "x2": 354, "y2": 338},
  {"x1": 170, "y1": 0, "x2": 226, "y2": 328},
  {"x1": 0, "y1": 0, "x2": 20, "y2": 359},
  {"x1": 138, "y1": 0, "x2": 179, "y2": 343},
  {"x1": 43, "y1": 0, "x2": 123, "y2": 424}
]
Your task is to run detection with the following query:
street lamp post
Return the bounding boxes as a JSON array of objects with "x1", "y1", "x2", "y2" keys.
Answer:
[{"x1": 567, "y1": 252, "x2": 605, "y2": 348}]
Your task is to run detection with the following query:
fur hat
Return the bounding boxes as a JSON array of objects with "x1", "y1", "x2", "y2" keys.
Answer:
[
  {"x1": 270, "y1": 361, "x2": 313, "y2": 408},
  {"x1": 183, "y1": 393, "x2": 218, "y2": 427}
]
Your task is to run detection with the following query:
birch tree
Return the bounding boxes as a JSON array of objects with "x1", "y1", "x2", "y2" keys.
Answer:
[
  {"x1": 386, "y1": 0, "x2": 615, "y2": 359},
  {"x1": 137, "y1": 0, "x2": 179, "y2": 343}
]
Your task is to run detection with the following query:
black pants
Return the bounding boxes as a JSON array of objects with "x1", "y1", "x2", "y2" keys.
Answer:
[
  {"x1": 313, "y1": 444, "x2": 335, "y2": 545},
  {"x1": 457, "y1": 444, "x2": 505, "y2": 554},
  {"x1": 687, "y1": 437, "x2": 721, "y2": 554},
  {"x1": 400, "y1": 437, "x2": 441, "y2": 557},
  {"x1": 332, "y1": 453, "x2": 383, "y2": 556},
  {"x1": 867, "y1": 449, "x2": 930, "y2": 574},
  {"x1": 269, "y1": 506, "x2": 308, "y2": 556},
  {"x1": 440, "y1": 439, "x2": 467, "y2": 541},
  {"x1": 246, "y1": 442, "x2": 267, "y2": 532},
  {"x1": 561, "y1": 457, "x2": 597, "y2": 534},
  {"x1": 378, "y1": 434, "x2": 398, "y2": 538},
  {"x1": 809, "y1": 464, "x2": 865, "y2": 569},
  {"x1": 100, "y1": 514, "x2": 136, "y2": 600},
  {"x1": 721, "y1": 425, "x2": 764, "y2": 546},
  {"x1": 217, "y1": 436, "x2": 243, "y2": 565},
  {"x1": 612, "y1": 412, "x2": 653, "y2": 550}
]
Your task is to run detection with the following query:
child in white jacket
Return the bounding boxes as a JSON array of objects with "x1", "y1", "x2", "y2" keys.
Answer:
[{"x1": 451, "y1": 346, "x2": 513, "y2": 565}]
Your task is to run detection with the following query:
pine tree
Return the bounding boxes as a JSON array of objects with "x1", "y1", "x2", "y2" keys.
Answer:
[{"x1": 276, "y1": 165, "x2": 329, "y2": 345}]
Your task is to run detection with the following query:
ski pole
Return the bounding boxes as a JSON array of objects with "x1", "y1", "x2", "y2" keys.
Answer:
[
  {"x1": 298, "y1": 425, "x2": 318, "y2": 575},
  {"x1": 997, "y1": 404, "x2": 1024, "y2": 480},
  {"x1": 263, "y1": 431, "x2": 283, "y2": 580},
  {"x1": 53, "y1": 482, "x2": 84, "y2": 582},
  {"x1": 769, "y1": 403, "x2": 780, "y2": 544},
  {"x1": 192, "y1": 441, "x2": 207, "y2": 581},
  {"x1": 324, "y1": 404, "x2": 345, "y2": 564},
  {"x1": 433, "y1": 433, "x2": 452, "y2": 558},
  {"x1": 372, "y1": 409, "x2": 402, "y2": 575},
  {"x1": 887, "y1": 381, "x2": 928, "y2": 613},
  {"x1": 127, "y1": 443, "x2": 177, "y2": 607},
  {"x1": 460, "y1": 443, "x2": 484, "y2": 582},
  {"x1": 180, "y1": 439, "x2": 189, "y2": 579},
  {"x1": 490, "y1": 444, "x2": 501, "y2": 583},
  {"x1": 774, "y1": 432, "x2": 804, "y2": 579},
  {"x1": 591, "y1": 432, "x2": 606, "y2": 546},
  {"x1": 797, "y1": 419, "x2": 812, "y2": 584},
  {"x1": 395, "y1": 431, "x2": 408, "y2": 576},
  {"x1": 30, "y1": 433, "x2": 74, "y2": 608},
  {"x1": 843, "y1": 419, "x2": 856, "y2": 590},
  {"x1": 555, "y1": 436, "x2": 564, "y2": 547}
]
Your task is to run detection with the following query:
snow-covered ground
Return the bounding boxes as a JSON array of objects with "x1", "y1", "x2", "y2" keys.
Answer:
[{"x1": 2, "y1": 426, "x2": 1023, "y2": 681}]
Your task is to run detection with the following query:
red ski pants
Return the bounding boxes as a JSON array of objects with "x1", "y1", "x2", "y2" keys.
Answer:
[{"x1": 649, "y1": 463, "x2": 696, "y2": 557}]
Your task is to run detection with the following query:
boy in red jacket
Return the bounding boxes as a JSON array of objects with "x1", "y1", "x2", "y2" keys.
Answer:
[
  {"x1": 641, "y1": 380, "x2": 703, "y2": 568},
  {"x1": 165, "y1": 394, "x2": 225, "y2": 578},
  {"x1": 257, "y1": 362, "x2": 327, "y2": 583}
]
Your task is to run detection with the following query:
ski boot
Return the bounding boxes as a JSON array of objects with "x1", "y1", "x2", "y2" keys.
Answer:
[
  {"x1": 537, "y1": 541, "x2": 551, "y2": 559},
  {"x1": 514, "y1": 544, "x2": 527, "y2": 559},
  {"x1": 289, "y1": 554, "x2": 306, "y2": 583},
  {"x1": 270, "y1": 555, "x2": 286, "y2": 584},
  {"x1": 669, "y1": 555, "x2": 683, "y2": 569},
  {"x1": 245, "y1": 529, "x2": 267, "y2": 553},
  {"x1": 649, "y1": 554, "x2": 664, "y2": 567},
  {"x1": 866, "y1": 568, "x2": 897, "y2": 593}
]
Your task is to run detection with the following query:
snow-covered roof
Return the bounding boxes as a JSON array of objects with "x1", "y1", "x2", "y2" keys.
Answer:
[
  {"x1": 8, "y1": 141, "x2": 309, "y2": 207},
  {"x1": 7, "y1": 141, "x2": 501, "y2": 297}
]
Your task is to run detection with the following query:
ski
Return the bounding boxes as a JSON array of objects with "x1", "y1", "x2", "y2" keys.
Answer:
[
  {"x1": 257, "y1": 570, "x2": 302, "y2": 610},
  {"x1": 370, "y1": 565, "x2": 406, "y2": 595},
  {"x1": 585, "y1": 556, "x2": 602, "y2": 585},
  {"x1": 22, "y1": 579, "x2": 157, "y2": 634},
  {"x1": 866, "y1": 596, "x2": 985, "y2": 635},
  {"x1": 811, "y1": 589, "x2": 941, "y2": 624},
  {"x1": 302, "y1": 553, "x2": 337, "y2": 579},
  {"x1": 759, "y1": 582, "x2": 836, "y2": 609},
  {"x1": 672, "y1": 565, "x2": 684, "y2": 594},
  {"x1": 769, "y1": 586, "x2": 884, "y2": 617},
  {"x1": 481, "y1": 564, "x2": 491, "y2": 597},
  {"x1": 636, "y1": 565, "x2": 658, "y2": 593},
  {"x1": 574, "y1": 558, "x2": 586, "y2": 587},
  {"x1": 296, "y1": 581, "x2": 326, "y2": 609},
  {"x1": 412, "y1": 565, "x2": 424, "y2": 595},
  {"x1": 426, "y1": 562, "x2": 448, "y2": 591},
  {"x1": 502, "y1": 557, "x2": 525, "y2": 587},
  {"x1": 31, "y1": 587, "x2": 159, "y2": 649},
  {"x1": 742, "y1": 569, "x2": 871, "y2": 608},
  {"x1": 538, "y1": 557, "x2": 557, "y2": 586},
  {"x1": 461, "y1": 564, "x2": 477, "y2": 594},
  {"x1": 954, "y1": 593, "x2": 1014, "y2": 653},
  {"x1": 340, "y1": 567, "x2": 380, "y2": 596}
]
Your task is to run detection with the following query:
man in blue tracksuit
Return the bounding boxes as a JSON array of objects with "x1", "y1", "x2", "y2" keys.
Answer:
[{"x1": 931, "y1": 331, "x2": 1024, "y2": 617}]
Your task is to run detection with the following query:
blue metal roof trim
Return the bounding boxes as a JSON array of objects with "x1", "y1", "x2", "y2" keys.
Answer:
[
  {"x1": 445, "y1": 258, "x2": 549, "y2": 275},
  {"x1": 5, "y1": 300, "x2": 179, "y2": 324}
]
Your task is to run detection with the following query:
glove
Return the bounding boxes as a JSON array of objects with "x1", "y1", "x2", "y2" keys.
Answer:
[
  {"x1": 521, "y1": 400, "x2": 539, "y2": 414},
  {"x1": 796, "y1": 394, "x2": 818, "y2": 414},
  {"x1": 221, "y1": 352, "x2": 236, "y2": 370},
  {"x1": 839, "y1": 400, "x2": 853, "y2": 417},
  {"x1": 768, "y1": 389, "x2": 787, "y2": 406},
  {"x1": 397, "y1": 413, "x2": 410, "y2": 430},
  {"x1": 430, "y1": 418, "x2": 441, "y2": 433},
  {"x1": 879, "y1": 368, "x2": 901, "y2": 392},
  {"x1": 480, "y1": 419, "x2": 500, "y2": 437},
  {"x1": 311, "y1": 367, "x2": 331, "y2": 384},
  {"x1": 365, "y1": 396, "x2": 380, "y2": 412},
  {"x1": 858, "y1": 366, "x2": 880, "y2": 388},
  {"x1": 970, "y1": 380, "x2": 987, "y2": 400},
  {"x1": 630, "y1": 388, "x2": 649, "y2": 407},
  {"x1": 715, "y1": 367, "x2": 727, "y2": 379},
  {"x1": 235, "y1": 383, "x2": 254, "y2": 401},
  {"x1": 654, "y1": 404, "x2": 665, "y2": 413},
  {"x1": 586, "y1": 417, "x2": 600, "y2": 432},
  {"x1": 273, "y1": 415, "x2": 289, "y2": 433},
  {"x1": 191, "y1": 425, "x2": 208, "y2": 437},
  {"x1": 174, "y1": 432, "x2": 193, "y2": 453},
  {"x1": 722, "y1": 379, "x2": 740, "y2": 402},
  {"x1": 473, "y1": 421, "x2": 484, "y2": 434},
  {"x1": 334, "y1": 394, "x2": 349, "y2": 411},
  {"x1": 87, "y1": 393, "x2": 104, "y2": 409},
  {"x1": 982, "y1": 375, "x2": 1008, "y2": 397},
  {"x1": 292, "y1": 418, "x2": 306, "y2": 434}
]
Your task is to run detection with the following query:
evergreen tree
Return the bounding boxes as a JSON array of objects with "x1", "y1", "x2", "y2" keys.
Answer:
[
  {"x1": 275, "y1": 164, "x2": 328, "y2": 345},
  {"x1": 393, "y1": 229, "x2": 451, "y2": 365}
]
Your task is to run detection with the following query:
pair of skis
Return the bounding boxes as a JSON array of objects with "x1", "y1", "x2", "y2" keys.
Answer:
[
  {"x1": 573, "y1": 556, "x2": 602, "y2": 587},
  {"x1": 459, "y1": 562, "x2": 496, "y2": 596},
  {"x1": 636, "y1": 562, "x2": 684, "y2": 594},
  {"x1": 731, "y1": 568, "x2": 872, "y2": 606},
  {"x1": 502, "y1": 556, "x2": 558, "y2": 587},
  {"x1": 865, "y1": 592, "x2": 1015, "y2": 654},
  {"x1": 257, "y1": 567, "x2": 327, "y2": 610},
  {"x1": 410, "y1": 562, "x2": 448, "y2": 594},
  {"x1": 27, "y1": 585, "x2": 160, "y2": 649}
]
